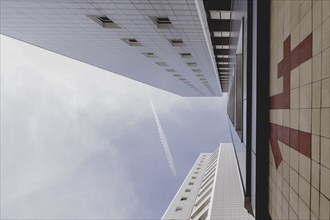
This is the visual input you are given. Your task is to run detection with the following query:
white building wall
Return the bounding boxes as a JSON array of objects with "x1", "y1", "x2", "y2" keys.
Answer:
[
  {"x1": 162, "y1": 143, "x2": 254, "y2": 220},
  {"x1": 162, "y1": 153, "x2": 212, "y2": 219},
  {"x1": 0, "y1": 0, "x2": 222, "y2": 97}
]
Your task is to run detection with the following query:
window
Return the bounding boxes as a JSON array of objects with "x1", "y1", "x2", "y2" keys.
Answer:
[
  {"x1": 155, "y1": 62, "x2": 167, "y2": 66},
  {"x1": 165, "y1": 69, "x2": 176, "y2": 72},
  {"x1": 197, "y1": 167, "x2": 201, "y2": 170},
  {"x1": 173, "y1": 74, "x2": 182, "y2": 77},
  {"x1": 180, "y1": 53, "x2": 192, "y2": 58},
  {"x1": 180, "y1": 197, "x2": 187, "y2": 201},
  {"x1": 192, "y1": 69, "x2": 201, "y2": 73},
  {"x1": 88, "y1": 15, "x2": 120, "y2": 28},
  {"x1": 121, "y1": 38, "x2": 142, "y2": 46},
  {"x1": 187, "y1": 62, "x2": 198, "y2": 67},
  {"x1": 142, "y1": 52, "x2": 156, "y2": 58},
  {"x1": 188, "y1": 182, "x2": 194, "y2": 185},
  {"x1": 192, "y1": 176, "x2": 196, "y2": 179},
  {"x1": 169, "y1": 39, "x2": 184, "y2": 47},
  {"x1": 194, "y1": 172, "x2": 199, "y2": 174},
  {"x1": 152, "y1": 17, "x2": 173, "y2": 28},
  {"x1": 209, "y1": 10, "x2": 231, "y2": 20},
  {"x1": 175, "y1": 207, "x2": 183, "y2": 212},
  {"x1": 185, "y1": 189, "x2": 191, "y2": 192},
  {"x1": 213, "y1": 31, "x2": 230, "y2": 37}
]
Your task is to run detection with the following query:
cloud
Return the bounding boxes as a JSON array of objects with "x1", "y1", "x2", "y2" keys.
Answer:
[
  {"x1": 1, "y1": 35, "x2": 232, "y2": 219},
  {"x1": 149, "y1": 95, "x2": 177, "y2": 176}
]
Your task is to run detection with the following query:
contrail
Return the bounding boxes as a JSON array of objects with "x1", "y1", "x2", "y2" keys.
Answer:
[{"x1": 149, "y1": 96, "x2": 177, "y2": 176}]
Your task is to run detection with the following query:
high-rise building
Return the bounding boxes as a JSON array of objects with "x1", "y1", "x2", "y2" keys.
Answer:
[
  {"x1": 162, "y1": 143, "x2": 253, "y2": 220},
  {"x1": 1, "y1": 0, "x2": 329, "y2": 219}
]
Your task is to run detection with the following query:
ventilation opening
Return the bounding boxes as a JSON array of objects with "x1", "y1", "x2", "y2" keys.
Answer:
[
  {"x1": 180, "y1": 53, "x2": 192, "y2": 58},
  {"x1": 122, "y1": 38, "x2": 142, "y2": 46},
  {"x1": 165, "y1": 69, "x2": 176, "y2": 72},
  {"x1": 175, "y1": 207, "x2": 183, "y2": 212},
  {"x1": 88, "y1": 15, "x2": 120, "y2": 28},
  {"x1": 187, "y1": 62, "x2": 198, "y2": 67},
  {"x1": 155, "y1": 62, "x2": 167, "y2": 66},
  {"x1": 192, "y1": 69, "x2": 201, "y2": 73},
  {"x1": 153, "y1": 17, "x2": 173, "y2": 28},
  {"x1": 169, "y1": 39, "x2": 184, "y2": 47},
  {"x1": 142, "y1": 52, "x2": 156, "y2": 58}
]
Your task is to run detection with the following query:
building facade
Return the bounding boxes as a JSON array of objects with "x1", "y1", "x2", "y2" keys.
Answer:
[{"x1": 162, "y1": 143, "x2": 253, "y2": 220}]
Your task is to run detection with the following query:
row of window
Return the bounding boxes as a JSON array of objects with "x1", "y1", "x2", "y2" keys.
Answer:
[
  {"x1": 89, "y1": 15, "x2": 214, "y2": 95},
  {"x1": 90, "y1": 15, "x2": 173, "y2": 29}
]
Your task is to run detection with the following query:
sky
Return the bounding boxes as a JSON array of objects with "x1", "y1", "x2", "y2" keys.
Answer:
[{"x1": 0, "y1": 35, "x2": 231, "y2": 219}]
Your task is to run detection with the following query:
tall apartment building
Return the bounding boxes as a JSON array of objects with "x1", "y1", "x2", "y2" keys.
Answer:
[
  {"x1": 1, "y1": 0, "x2": 329, "y2": 219},
  {"x1": 162, "y1": 143, "x2": 253, "y2": 220}
]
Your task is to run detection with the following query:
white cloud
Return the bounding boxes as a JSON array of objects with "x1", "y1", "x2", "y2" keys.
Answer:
[
  {"x1": 149, "y1": 96, "x2": 177, "y2": 176},
  {"x1": 0, "y1": 35, "x2": 231, "y2": 219}
]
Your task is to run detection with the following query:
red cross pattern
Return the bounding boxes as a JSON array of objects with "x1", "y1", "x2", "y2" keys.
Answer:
[{"x1": 270, "y1": 33, "x2": 313, "y2": 168}]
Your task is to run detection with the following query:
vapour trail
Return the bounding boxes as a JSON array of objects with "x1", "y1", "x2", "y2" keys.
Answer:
[{"x1": 149, "y1": 96, "x2": 177, "y2": 176}]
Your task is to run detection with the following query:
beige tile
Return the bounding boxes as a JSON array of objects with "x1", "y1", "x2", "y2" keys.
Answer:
[
  {"x1": 312, "y1": 160, "x2": 320, "y2": 189},
  {"x1": 282, "y1": 196, "x2": 289, "y2": 219},
  {"x1": 290, "y1": 166, "x2": 299, "y2": 191},
  {"x1": 299, "y1": 154, "x2": 311, "y2": 182},
  {"x1": 311, "y1": 211, "x2": 317, "y2": 220},
  {"x1": 313, "y1": 0, "x2": 322, "y2": 30},
  {"x1": 312, "y1": 108, "x2": 321, "y2": 135},
  {"x1": 289, "y1": 205, "x2": 298, "y2": 219},
  {"x1": 283, "y1": 109, "x2": 290, "y2": 127},
  {"x1": 313, "y1": 53, "x2": 322, "y2": 82},
  {"x1": 277, "y1": 109, "x2": 283, "y2": 126},
  {"x1": 283, "y1": 178, "x2": 290, "y2": 200},
  {"x1": 292, "y1": 24, "x2": 300, "y2": 50},
  {"x1": 320, "y1": 165, "x2": 330, "y2": 199},
  {"x1": 322, "y1": 18, "x2": 330, "y2": 50},
  {"x1": 276, "y1": 197, "x2": 282, "y2": 219},
  {"x1": 321, "y1": 78, "x2": 330, "y2": 108},
  {"x1": 278, "y1": 41, "x2": 284, "y2": 63},
  {"x1": 299, "y1": 108, "x2": 312, "y2": 132},
  {"x1": 291, "y1": 67, "x2": 300, "y2": 89},
  {"x1": 290, "y1": 186, "x2": 299, "y2": 214},
  {"x1": 277, "y1": 168, "x2": 283, "y2": 189},
  {"x1": 290, "y1": 146, "x2": 300, "y2": 170},
  {"x1": 277, "y1": 76, "x2": 283, "y2": 94},
  {"x1": 312, "y1": 81, "x2": 321, "y2": 108},
  {"x1": 300, "y1": 0, "x2": 311, "y2": 20},
  {"x1": 300, "y1": 59, "x2": 312, "y2": 86},
  {"x1": 311, "y1": 186, "x2": 319, "y2": 217},
  {"x1": 313, "y1": 25, "x2": 322, "y2": 56},
  {"x1": 284, "y1": 7, "x2": 291, "y2": 39},
  {"x1": 283, "y1": 160, "x2": 290, "y2": 182},
  {"x1": 291, "y1": 87, "x2": 300, "y2": 109},
  {"x1": 290, "y1": 109, "x2": 299, "y2": 129},
  {"x1": 322, "y1": 0, "x2": 330, "y2": 22},
  {"x1": 321, "y1": 108, "x2": 330, "y2": 138},
  {"x1": 299, "y1": 174, "x2": 311, "y2": 205},
  {"x1": 312, "y1": 134, "x2": 320, "y2": 162},
  {"x1": 300, "y1": 84, "x2": 312, "y2": 108},
  {"x1": 320, "y1": 137, "x2": 330, "y2": 168},
  {"x1": 291, "y1": 0, "x2": 300, "y2": 31},
  {"x1": 298, "y1": 197, "x2": 310, "y2": 219},
  {"x1": 320, "y1": 193, "x2": 330, "y2": 219},
  {"x1": 270, "y1": 109, "x2": 277, "y2": 124},
  {"x1": 300, "y1": 9, "x2": 312, "y2": 42},
  {"x1": 322, "y1": 48, "x2": 330, "y2": 79}
]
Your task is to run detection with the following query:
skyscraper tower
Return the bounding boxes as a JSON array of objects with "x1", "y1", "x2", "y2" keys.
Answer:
[{"x1": 162, "y1": 143, "x2": 253, "y2": 220}]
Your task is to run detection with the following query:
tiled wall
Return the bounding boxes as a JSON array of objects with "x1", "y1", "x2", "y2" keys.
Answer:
[{"x1": 269, "y1": 0, "x2": 329, "y2": 219}]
